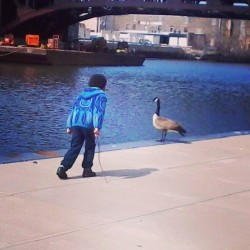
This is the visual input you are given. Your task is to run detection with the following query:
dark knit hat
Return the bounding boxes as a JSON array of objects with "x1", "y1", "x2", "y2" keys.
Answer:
[{"x1": 88, "y1": 74, "x2": 107, "y2": 89}]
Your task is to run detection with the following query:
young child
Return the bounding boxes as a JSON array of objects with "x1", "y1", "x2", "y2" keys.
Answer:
[{"x1": 57, "y1": 74, "x2": 107, "y2": 179}]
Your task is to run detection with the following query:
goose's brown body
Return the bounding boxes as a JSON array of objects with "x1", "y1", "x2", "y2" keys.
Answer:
[{"x1": 153, "y1": 97, "x2": 187, "y2": 141}]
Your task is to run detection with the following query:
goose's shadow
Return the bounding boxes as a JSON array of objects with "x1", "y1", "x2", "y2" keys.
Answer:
[
  {"x1": 156, "y1": 139, "x2": 191, "y2": 144},
  {"x1": 68, "y1": 168, "x2": 158, "y2": 180}
]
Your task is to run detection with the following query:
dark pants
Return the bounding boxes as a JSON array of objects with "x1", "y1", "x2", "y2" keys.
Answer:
[{"x1": 61, "y1": 126, "x2": 96, "y2": 171}]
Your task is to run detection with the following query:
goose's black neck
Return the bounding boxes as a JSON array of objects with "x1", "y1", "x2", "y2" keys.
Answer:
[{"x1": 155, "y1": 99, "x2": 160, "y2": 116}]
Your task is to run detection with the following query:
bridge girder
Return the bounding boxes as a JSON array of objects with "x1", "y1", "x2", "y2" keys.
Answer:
[{"x1": 0, "y1": 0, "x2": 250, "y2": 38}]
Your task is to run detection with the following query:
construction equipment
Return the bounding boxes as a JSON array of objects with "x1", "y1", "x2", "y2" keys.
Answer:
[
  {"x1": 0, "y1": 34, "x2": 15, "y2": 46},
  {"x1": 85, "y1": 37, "x2": 108, "y2": 52},
  {"x1": 47, "y1": 35, "x2": 60, "y2": 49},
  {"x1": 25, "y1": 34, "x2": 40, "y2": 47},
  {"x1": 116, "y1": 41, "x2": 129, "y2": 53}
]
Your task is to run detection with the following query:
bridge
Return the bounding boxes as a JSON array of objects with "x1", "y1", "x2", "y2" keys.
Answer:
[{"x1": 0, "y1": 0, "x2": 250, "y2": 38}]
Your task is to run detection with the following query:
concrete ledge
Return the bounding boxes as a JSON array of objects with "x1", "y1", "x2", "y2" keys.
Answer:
[
  {"x1": 1, "y1": 130, "x2": 249, "y2": 164},
  {"x1": 0, "y1": 133, "x2": 250, "y2": 249}
]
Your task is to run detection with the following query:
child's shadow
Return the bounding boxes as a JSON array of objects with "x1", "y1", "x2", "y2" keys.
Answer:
[
  {"x1": 100, "y1": 167, "x2": 158, "y2": 179},
  {"x1": 69, "y1": 168, "x2": 158, "y2": 180}
]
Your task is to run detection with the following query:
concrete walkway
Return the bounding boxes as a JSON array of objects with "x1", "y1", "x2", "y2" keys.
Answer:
[{"x1": 1, "y1": 134, "x2": 250, "y2": 250}]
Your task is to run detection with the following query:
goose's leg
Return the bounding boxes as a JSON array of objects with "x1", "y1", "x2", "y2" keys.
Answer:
[
  {"x1": 160, "y1": 132, "x2": 164, "y2": 142},
  {"x1": 163, "y1": 131, "x2": 167, "y2": 142},
  {"x1": 156, "y1": 133, "x2": 163, "y2": 142},
  {"x1": 159, "y1": 131, "x2": 167, "y2": 142}
]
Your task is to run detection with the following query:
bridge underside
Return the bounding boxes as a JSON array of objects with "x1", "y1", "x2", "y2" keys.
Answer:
[
  {"x1": 0, "y1": 0, "x2": 250, "y2": 39},
  {"x1": 1, "y1": 10, "x2": 90, "y2": 39}
]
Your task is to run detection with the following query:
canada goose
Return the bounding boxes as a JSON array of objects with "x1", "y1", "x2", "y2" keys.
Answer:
[{"x1": 153, "y1": 97, "x2": 187, "y2": 141}]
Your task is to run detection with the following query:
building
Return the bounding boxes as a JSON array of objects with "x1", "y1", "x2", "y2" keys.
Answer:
[{"x1": 77, "y1": 14, "x2": 250, "y2": 51}]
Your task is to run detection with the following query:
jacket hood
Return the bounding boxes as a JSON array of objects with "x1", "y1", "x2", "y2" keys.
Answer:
[{"x1": 81, "y1": 87, "x2": 105, "y2": 100}]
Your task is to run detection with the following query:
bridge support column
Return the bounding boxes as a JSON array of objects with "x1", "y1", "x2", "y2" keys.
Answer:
[
  {"x1": 12, "y1": 0, "x2": 21, "y2": 7},
  {"x1": 12, "y1": 0, "x2": 33, "y2": 17},
  {"x1": 0, "y1": 0, "x2": 2, "y2": 27}
]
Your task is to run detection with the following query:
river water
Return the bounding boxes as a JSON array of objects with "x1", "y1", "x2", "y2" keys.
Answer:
[{"x1": 0, "y1": 59, "x2": 250, "y2": 157}]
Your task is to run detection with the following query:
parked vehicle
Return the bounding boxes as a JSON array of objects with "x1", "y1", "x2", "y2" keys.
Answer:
[{"x1": 138, "y1": 39, "x2": 153, "y2": 46}]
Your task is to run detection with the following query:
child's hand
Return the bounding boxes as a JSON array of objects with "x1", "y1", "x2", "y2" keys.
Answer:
[
  {"x1": 66, "y1": 128, "x2": 71, "y2": 134},
  {"x1": 93, "y1": 128, "x2": 100, "y2": 137}
]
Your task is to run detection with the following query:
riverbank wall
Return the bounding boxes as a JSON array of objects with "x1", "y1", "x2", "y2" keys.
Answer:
[
  {"x1": 132, "y1": 45, "x2": 250, "y2": 63},
  {"x1": 105, "y1": 42, "x2": 250, "y2": 63}
]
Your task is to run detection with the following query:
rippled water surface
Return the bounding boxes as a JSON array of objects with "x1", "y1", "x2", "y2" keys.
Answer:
[{"x1": 0, "y1": 59, "x2": 250, "y2": 156}]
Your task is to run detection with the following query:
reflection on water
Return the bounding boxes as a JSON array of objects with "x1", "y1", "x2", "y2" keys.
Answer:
[{"x1": 0, "y1": 60, "x2": 250, "y2": 156}]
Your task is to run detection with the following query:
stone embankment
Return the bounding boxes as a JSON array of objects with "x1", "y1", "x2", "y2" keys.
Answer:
[
  {"x1": 131, "y1": 45, "x2": 250, "y2": 63},
  {"x1": 71, "y1": 40, "x2": 250, "y2": 63}
]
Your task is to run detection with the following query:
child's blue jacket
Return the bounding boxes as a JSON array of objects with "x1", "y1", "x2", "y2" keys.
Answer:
[{"x1": 66, "y1": 87, "x2": 107, "y2": 129}]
